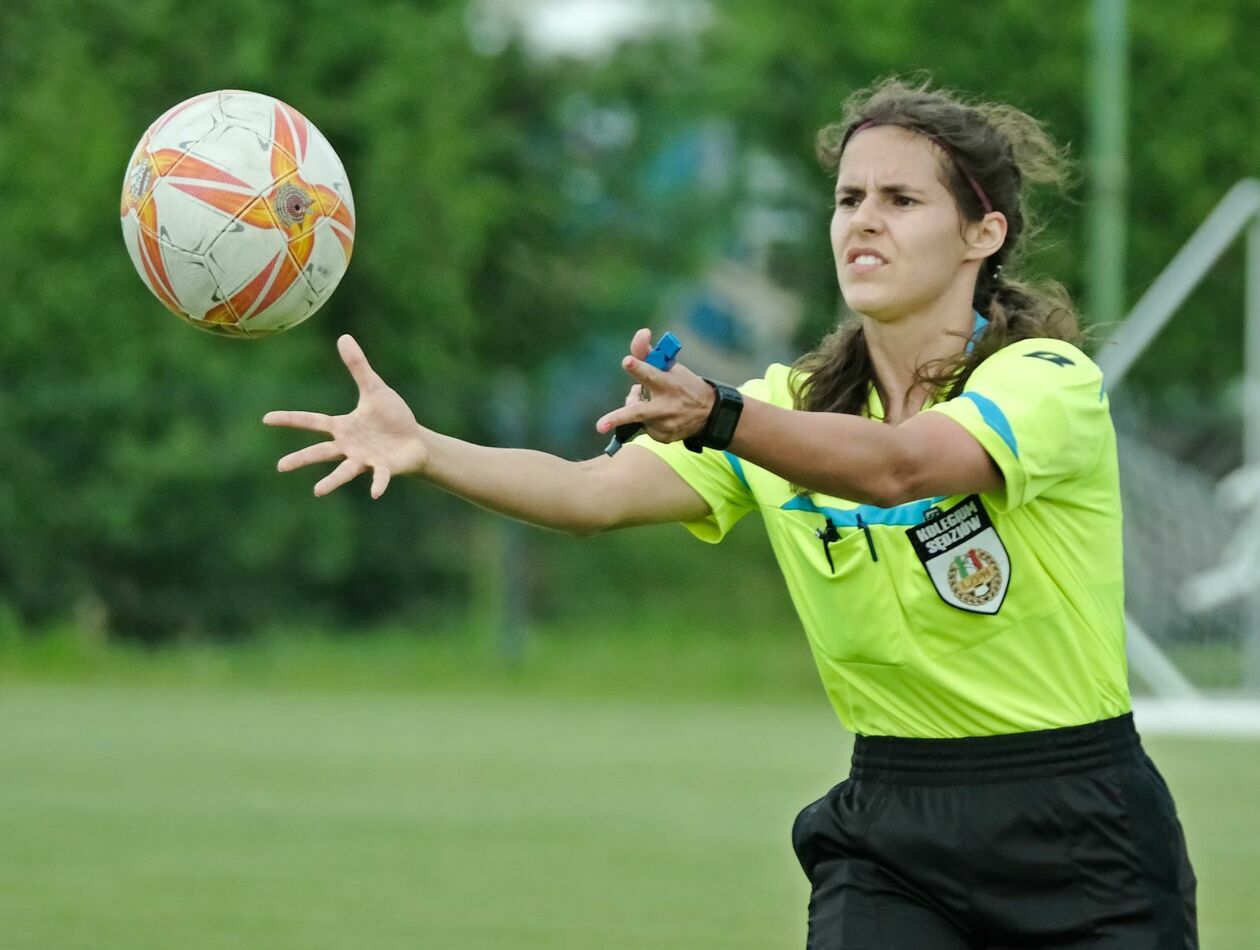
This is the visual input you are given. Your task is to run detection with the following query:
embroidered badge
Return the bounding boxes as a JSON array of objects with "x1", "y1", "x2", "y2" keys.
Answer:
[
  {"x1": 947, "y1": 547, "x2": 1003, "y2": 606},
  {"x1": 907, "y1": 495, "x2": 1010, "y2": 614}
]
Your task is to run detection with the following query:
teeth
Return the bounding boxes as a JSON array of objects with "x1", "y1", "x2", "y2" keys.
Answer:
[{"x1": 854, "y1": 255, "x2": 883, "y2": 266}]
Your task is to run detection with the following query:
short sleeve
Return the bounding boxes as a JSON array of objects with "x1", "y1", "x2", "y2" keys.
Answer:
[
  {"x1": 926, "y1": 338, "x2": 1109, "y2": 511},
  {"x1": 627, "y1": 374, "x2": 770, "y2": 543}
]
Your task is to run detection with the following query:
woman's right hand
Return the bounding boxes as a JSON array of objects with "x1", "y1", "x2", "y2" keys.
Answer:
[{"x1": 263, "y1": 334, "x2": 427, "y2": 499}]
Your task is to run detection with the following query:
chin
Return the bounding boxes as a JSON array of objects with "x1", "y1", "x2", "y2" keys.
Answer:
[
  {"x1": 842, "y1": 283, "x2": 945, "y2": 324},
  {"x1": 840, "y1": 288, "x2": 896, "y2": 320}
]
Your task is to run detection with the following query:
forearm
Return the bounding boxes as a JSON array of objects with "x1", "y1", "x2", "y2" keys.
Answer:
[
  {"x1": 595, "y1": 338, "x2": 1000, "y2": 508},
  {"x1": 727, "y1": 399, "x2": 915, "y2": 505},
  {"x1": 418, "y1": 430, "x2": 607, "y2": 535}
]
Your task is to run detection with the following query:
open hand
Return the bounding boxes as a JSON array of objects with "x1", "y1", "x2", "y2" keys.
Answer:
[
  {"x1": 595, "y1": 328, "x2": 715, "y2": 444},
  {"x1": 263, "y1": 334, "x2": 426, "y2": 499}
]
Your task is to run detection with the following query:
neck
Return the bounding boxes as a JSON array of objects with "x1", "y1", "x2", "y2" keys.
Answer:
[{"x1": 861, "y1": 289, "x2": 978, "y2": 422}]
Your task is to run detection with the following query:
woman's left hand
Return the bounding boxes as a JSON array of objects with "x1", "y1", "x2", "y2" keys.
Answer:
[{"x1": 595, "y1": 328, "x2": 715, "y2": 443}]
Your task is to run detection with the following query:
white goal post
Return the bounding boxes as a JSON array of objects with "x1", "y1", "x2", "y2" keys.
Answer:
[{"x1": 1096, "y1": 178, "x2": 1260, "y2": 734}]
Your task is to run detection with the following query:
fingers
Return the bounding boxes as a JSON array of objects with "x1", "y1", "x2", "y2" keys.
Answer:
[
  {"x1": 624, "y1": 384, "x2": 643, "y2": 408},
  {"x1": 630, "y1": 327, "x2": 652, "y2": 361},
  {"x1": 621, "y1": 353, "x2": 663, "y2": 388},
  {"x1": 337, "y1": 334, "x2": 381, "y2": 392},
  {"x1": 596, "y1": 401, "x2": 646, "y2": 435},
  {"x1": 263, "y1": 410, "x2": 333, "y2": 432},
  {"x1": 370, "y1": 467, "x2": 392, "y2": 500},
  {"x1": 313, "y1": 458, "x2": 366, "y2": 497},
  {"x1": 277, "y1": 443, "x2": 390, "y2": 500},
  {"x1": 277, "y1": 441, "x2": 342, "y2": 473}
]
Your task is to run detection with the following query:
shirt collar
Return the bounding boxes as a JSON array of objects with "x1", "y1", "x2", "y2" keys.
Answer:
[{"x1": 865, "y1": 310, "x2": 988, "y2": 420}]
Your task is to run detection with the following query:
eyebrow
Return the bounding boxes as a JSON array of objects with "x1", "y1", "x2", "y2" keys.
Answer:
[{"x1": 835, "y1": 183, "x2": 926, "y2": 196}]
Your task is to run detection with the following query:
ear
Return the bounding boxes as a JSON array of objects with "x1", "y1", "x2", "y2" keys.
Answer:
[{"x1": 963, "y1": 211, "x2": 1008, "y2": 265}]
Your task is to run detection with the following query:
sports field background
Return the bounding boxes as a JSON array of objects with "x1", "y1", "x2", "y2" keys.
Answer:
[
  {"x1": 2, "y1": 625, "x2": 1256, "y2": 949},
  {"x1": 4, "y1": 1, "x2": 1259, "y2": 947}
]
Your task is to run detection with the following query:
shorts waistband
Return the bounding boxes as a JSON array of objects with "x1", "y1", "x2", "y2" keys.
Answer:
[{"x1": 850, "y1": 713, "x2": 1142, "y2": 785}]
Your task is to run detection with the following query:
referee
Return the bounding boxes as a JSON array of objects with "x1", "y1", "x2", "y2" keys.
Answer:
[{"x1": 266, "y1": 77, "x2": 1197, "y2": 947}]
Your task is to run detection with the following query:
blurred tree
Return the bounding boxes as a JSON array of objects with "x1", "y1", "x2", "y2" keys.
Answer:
[
  {"x1": 0, "y1": 0, "x2": 583, "y2": 639},
  {"x1": 0, "y1": 0, "x2": 1255, "y2": 641},
  {"x1": 700, "y1": 0, "x2": 1260, "y2": 406}
]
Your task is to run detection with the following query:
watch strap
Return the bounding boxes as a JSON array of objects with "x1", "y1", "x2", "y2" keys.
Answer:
[{"x1": 684, "y1": 378, "x2": 744, "y2": 453}]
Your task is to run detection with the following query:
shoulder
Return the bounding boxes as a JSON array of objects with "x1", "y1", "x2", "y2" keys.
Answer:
[
  {"x1": 738, "y1": 362, "x2": 805, "y2": 408},
  {"x1": 981, "y1": 337, "x2": 1097, "y2": 370},
  {"x1": 968, "y1": 337, "x2": 1102, "y2": 389}
]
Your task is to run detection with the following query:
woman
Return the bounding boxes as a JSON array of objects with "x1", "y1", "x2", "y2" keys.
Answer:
[{"x1": 265, "y1": 78, "x2": 1197, "y2": 947}]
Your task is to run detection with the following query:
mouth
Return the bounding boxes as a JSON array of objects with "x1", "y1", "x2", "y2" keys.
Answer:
[
  {"x1": 846, "y1": 248, "x2": 887, "y2": 265},
  {"x1": 845, "y1": 248, "x2": 887, "y2": 273}
]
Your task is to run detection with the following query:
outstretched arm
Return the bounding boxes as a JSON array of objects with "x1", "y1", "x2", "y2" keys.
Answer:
[
  {"x1": 263, "y1": 335, "x2": 710, "y2": 535},
  {"x1": 416, "y1": 434, "x2": 709, "y2": 535}
]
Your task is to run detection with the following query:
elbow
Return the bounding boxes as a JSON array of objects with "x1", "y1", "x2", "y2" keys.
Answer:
[
  {"x1": 859, "y1": 478, "x2": 916, "y2": 509},
  {"x1": 866, "y1": 481, "x2": 920, "y2": 509},
  {"x1": 572, "y1": 517, "x2": 634, "y2": 539},
  {"x1": 563, "y1": 473, "x2": 636, "y2": 537},
  {"x1": 526, "y1": 518, "x2": 607, "y2": 539},
  {"x1": 805, "y1": 468, "x2": 915, "y2": 509},
  {"x1": 566, "y1": 520, "x2": 609, "y2": 539},
  {"x1": 861, "y1": 441, "x2": 926, "y2": 508},
  {"x1": 563, "y1": 503, "x2": 620, "y2": 538}
]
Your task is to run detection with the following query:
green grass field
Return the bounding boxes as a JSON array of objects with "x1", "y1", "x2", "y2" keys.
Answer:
[{"x1": 1, "y1": 634, "x2": 1257, "y2": 948}]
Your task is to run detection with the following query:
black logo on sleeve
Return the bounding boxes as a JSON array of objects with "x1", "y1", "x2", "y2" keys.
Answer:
[
  {"x1": 1024, "y1": 350, "x2": 1075, "y2": 367},
  {"x1": 907, "y1": 495, "x2": 1010, "y2": 614}
]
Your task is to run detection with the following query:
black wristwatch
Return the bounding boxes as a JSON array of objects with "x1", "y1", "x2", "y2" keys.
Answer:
[{"x1": 684, "y1": 378, "x2": 744, "y2": 453}]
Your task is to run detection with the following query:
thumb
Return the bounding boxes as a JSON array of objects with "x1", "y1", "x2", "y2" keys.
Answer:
[{"x1": 630, "y1": 327, "x2": 652, "y2": 361}]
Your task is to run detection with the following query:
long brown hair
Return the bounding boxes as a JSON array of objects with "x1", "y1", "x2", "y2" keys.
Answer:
[{"x1": 793, "y1": 76, "x2": 1081, "y2": 416}]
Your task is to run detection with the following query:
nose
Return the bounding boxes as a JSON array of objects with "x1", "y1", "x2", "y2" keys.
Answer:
[{"x1": 848, "y1": 195, "x2": 882, "y2": 235}]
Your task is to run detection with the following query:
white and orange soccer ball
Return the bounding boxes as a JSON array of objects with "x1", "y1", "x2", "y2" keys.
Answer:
[{"x1": 120, "y1": 90, "x2": 355, "y2": 338}]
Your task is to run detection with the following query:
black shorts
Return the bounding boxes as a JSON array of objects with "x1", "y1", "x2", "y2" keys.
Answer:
[{"x1": 791, "y1": 713, "x2": 1197, "y2": 949}]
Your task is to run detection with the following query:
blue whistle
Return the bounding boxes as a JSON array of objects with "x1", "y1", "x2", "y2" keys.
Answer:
[{"x1": 604, "y1": 332, "x2": 682, "y2": 456}]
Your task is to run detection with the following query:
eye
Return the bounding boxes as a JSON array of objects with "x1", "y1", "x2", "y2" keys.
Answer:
[
  {"x1": 892, "y1": 194, "x2": 917, "y2": 207},
  {"x1": 834, "y1": 194, "x2": 860, "y2": 209}
]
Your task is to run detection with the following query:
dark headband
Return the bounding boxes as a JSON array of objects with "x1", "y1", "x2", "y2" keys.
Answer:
[{"x1": 841, "y1": 119, "x2": 994, "y2": 215}]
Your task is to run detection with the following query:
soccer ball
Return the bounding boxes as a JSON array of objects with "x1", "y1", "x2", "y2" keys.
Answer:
[{"x1": 120, "y1": 90, "x2": 356, "y2": 338}]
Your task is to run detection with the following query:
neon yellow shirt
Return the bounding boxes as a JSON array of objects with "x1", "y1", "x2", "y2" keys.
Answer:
[{"x1": 633, "y1": 335, "x2": 1130, "y2": 738}]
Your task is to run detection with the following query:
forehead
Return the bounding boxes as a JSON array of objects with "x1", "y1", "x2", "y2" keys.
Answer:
[{"x1": 837, "y1": 125, "x2": 946, "y2": 188}]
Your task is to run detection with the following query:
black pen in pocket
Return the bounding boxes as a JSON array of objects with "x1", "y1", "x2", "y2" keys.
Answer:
[
  {"x1": 815, "y1": 517, "x2": 839, "y2": 574},
  {"x1": 855, "y1": 513, "x2": 878, "y2": 562}
]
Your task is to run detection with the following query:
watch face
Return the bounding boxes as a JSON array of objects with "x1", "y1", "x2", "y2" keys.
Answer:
[{"x1": 708, "y1": 383, "x2": 743, "y2": 450}]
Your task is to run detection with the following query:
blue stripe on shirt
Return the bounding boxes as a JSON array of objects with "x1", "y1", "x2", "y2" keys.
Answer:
[
  {"x1": 723, "y1": 451, "x2": 750, "y2": 491},
  {"x1": 958, "y1": 391, "x2": 1018, "y2": 458},
  {"x1": 781, "y1": 493, "x2": 942, "y2": 527}
]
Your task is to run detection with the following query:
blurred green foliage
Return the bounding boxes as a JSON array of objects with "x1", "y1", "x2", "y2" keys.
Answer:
[{"x1": 0, "y1": 0, "x2": 1256, "y2": 641}]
